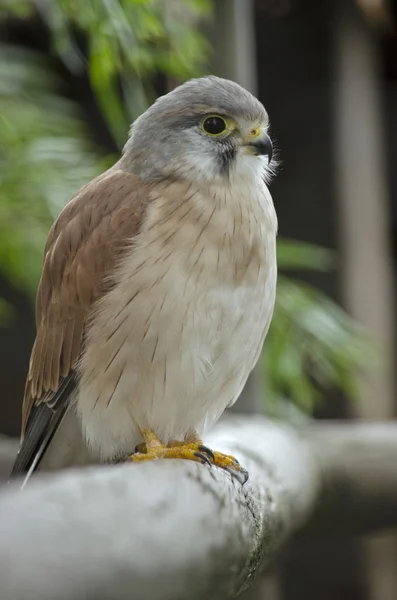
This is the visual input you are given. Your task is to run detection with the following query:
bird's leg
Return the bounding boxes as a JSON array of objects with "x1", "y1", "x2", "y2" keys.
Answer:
[
  {"x1": 129, "y1": 429, "x2": 213, "y2": 467},
  {"x1": 129, "y1": 429, "x2": 248, "y2": 485},
  {"x1": 134, "y1": 438, "x2": 185, "y2": 453}
]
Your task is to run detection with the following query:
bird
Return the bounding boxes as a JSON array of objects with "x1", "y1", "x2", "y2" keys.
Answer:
[{"x1": 10, "y1": 75, "x2": 278, "y2": 487}]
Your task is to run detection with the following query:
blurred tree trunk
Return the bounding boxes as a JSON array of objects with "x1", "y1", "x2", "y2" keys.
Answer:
[
  {"x1": 334, "y1": 0, "x2": 395, "y2": 421},
  {"x1": 333, "y1": 1, "x2": 397, "y2": 599},
  {"x1": 253, "y1": 1, "x2": 368, "y2": 599}
]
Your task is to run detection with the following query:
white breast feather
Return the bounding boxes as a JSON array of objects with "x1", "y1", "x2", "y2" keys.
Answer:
[{"x1": 76, "y1": 157, "x2": 277, "y2": 460}]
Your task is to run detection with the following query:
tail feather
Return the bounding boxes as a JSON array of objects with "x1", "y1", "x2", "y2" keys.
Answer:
[{"x1": 10, "y1": 374, "x2": 76, "y2": 484}]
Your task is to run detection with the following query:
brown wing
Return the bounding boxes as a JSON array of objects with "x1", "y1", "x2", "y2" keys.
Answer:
[{"x1": 11, "y1": 167, "x2": 150, "y2": 477}]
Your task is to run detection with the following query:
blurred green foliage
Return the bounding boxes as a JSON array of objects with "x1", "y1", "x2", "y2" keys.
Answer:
[
  {"x1": 266, "y1": 274, "x2": 371, "y2": 413},
  {"x1": 0, "y1": 45, "x2": 104, "y2": 298},
  {"x1": 265, "y1": 240, "x2": 373, "y2": 411},
  {"x1": 0, "y1": 0, "x2": 372, "y2": 412}
]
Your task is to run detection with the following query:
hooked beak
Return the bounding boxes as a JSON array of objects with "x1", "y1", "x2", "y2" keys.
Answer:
[{"x1": 244, "y1": 133, "x2": 273, "y2": 163}]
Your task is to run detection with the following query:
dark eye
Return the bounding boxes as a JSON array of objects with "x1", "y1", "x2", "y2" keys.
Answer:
[{"x1": 202, "y1": 116, "x2": 227, "y2": 135}]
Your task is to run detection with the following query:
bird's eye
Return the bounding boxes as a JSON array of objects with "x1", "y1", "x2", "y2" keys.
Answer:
[{"x1": 202, "y1": 116, "x2": 227, "y2": 136}]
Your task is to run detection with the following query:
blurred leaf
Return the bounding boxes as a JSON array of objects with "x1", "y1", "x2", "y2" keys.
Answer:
[
  {"x1": 0, "y1": 45, "x2": 103, "y2": 298},
  {"x1": 264, "y1": 276, "x2": 375, "y2": 412},
  {"x1": 0, "y1": 297, "x2": 16, "y2": 326},
  {"x1": 0, "y1": 0, "x2": 33, "y2": 18},
  {"x1": 277, "y1": 238, "x2": 336, "y2": 271}
]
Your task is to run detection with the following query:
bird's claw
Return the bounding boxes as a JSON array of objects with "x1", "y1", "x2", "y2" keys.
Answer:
[
  {"x1": 209, "y1": 449, "x2": 248, "y2": 485},
  {"x1": 195, "y1": 444, "x2": 247, "y2": 484},
  {"x1": 197, "y1": 445, "x2": 215, "y2": 462},
  {"x1": 194, "y1": 451, "x2": 212, "y2": 467},
  {"x1": 128, "y1": 435, "x2": 248, "y2": 485}
]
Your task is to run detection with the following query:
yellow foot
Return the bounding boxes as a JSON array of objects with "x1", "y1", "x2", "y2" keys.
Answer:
[{"x1": 129, "y1": 430, "x2": 249, "y2": 485}]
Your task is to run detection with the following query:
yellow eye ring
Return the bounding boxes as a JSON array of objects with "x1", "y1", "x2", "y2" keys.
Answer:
[{"x1": 201, "y1": 115, "x2": 227, "y2": 136}]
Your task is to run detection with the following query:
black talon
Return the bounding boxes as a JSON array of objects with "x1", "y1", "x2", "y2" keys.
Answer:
[
  {"x1": 198, "y1": 445, "x2": 215, "y2": 462},
  {"x1": 194, "y1": 451, "x2": 212, "y2": 467},
  {"x1": 227, "y1": 466, "x2": 249, "y2": 486},
  {"x1": 240, "y1": 467, "x2": 249, "y2": 485}
]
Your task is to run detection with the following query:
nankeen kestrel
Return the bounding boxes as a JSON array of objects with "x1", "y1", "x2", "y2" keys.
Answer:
[{"x1": 11, "y1": 76, "x2": 277, "y2": 486}]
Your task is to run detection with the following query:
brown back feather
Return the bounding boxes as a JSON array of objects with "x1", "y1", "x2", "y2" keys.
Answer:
[{"x1": 22, "y1": 168, "x2": 151, "y2": 435}]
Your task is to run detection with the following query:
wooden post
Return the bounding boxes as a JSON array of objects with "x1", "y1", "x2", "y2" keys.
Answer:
[{"x1": 2, "y1": 418, "x2": 397, "y2": 600}]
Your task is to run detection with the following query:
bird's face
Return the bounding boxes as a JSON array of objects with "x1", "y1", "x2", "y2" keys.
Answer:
[
  {"x1": 172, "y1": 111, "x2": 273, "y2": 182},
  {"x1": 123, "y1": 76, "x2": 275, "y2": 184}
]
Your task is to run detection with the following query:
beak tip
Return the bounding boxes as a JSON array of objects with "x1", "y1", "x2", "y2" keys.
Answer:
[
  {"x1": 247, "y1": 133, "x2": 273, "y2": 162},
  {"x1": 267, "y1": 144, "x2": 273, "y2": 165},
  {"x1": 263, "y1": 134, "x2": 273, "y2": 164}
]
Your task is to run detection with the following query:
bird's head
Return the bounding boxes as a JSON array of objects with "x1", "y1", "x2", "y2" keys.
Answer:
[{"x1": 122, "y1": 76, "x2": 275, "y2": 184}]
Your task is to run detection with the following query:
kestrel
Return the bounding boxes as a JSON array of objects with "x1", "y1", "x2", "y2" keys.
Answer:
[{"x1": 11, "y1": 76, "x2": 277, "y2": 486}]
